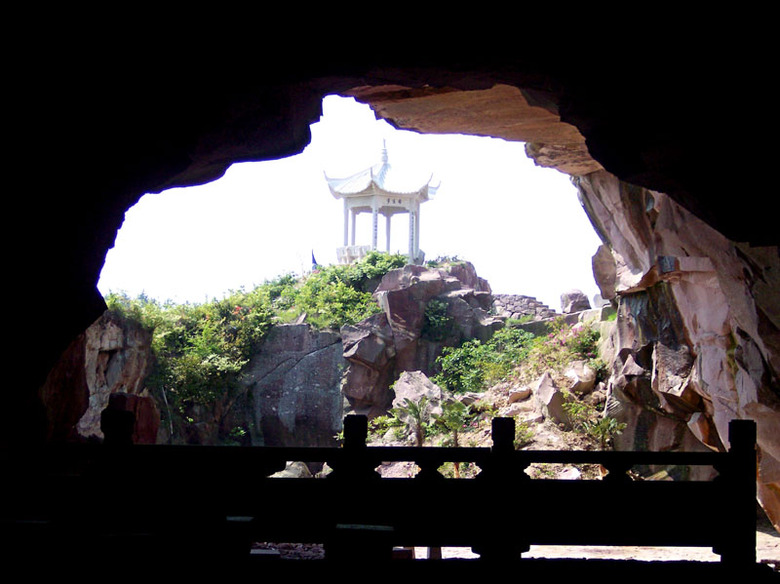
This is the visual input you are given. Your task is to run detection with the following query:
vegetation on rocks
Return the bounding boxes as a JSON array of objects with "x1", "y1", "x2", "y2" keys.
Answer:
[
  {"x1": 105, "y1": 290, "x2": 274, "y2": 420},
  {"x1": 420, "y1": 298, "x2": 453, "y2": 341},
  {"x1": 433, "y1": 327, "x2": 536, "y2": 393},
  {"x1": 432, "y1": 316, "x2": 607, "y2": 398},
  {"x1": 516, "y1": 317, "x2": 606, "y2": 387},
  {"x1": 104, "y1": 252, "x2": 407, "y2": 427},
  {"x1": 290, "y1": 251, "x2": 407, "y2": 329},
  {"x1": 104, "y1": 252, "x2": 624, "y2": 458},
  {"x1": 373, "y1": 315, "x2": 624, "y2": 477}
]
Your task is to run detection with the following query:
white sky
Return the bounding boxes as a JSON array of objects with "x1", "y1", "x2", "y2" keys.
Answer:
[{"x1": 98, "y1": 95, "x2": 604, "y2": 311}]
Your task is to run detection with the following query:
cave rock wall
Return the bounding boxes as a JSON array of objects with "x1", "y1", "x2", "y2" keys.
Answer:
[
  {"x1": 575, "y1": 169, "x2": 780, "y2": 527},
  {"x1": 39, "y1": 312, "x2": 159, "y2": 444}
]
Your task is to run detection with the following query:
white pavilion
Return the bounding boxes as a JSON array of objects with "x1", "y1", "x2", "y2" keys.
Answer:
[{"x1": 325, "y1": 144, "x2": 439, "y2": 264}]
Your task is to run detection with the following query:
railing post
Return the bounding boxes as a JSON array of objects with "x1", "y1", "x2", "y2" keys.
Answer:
[
  {"x1": 328, "y1": 415, "x2": 378, "y2": 481},
  {"x1": 343, "y1": 414, "x2": 368, "y2": 450},
  {"x1": 486, "y1": 417, "x2": 528, "y2": 481},
  {"x1": 716, "y1": 419, "x2": 757, "y2": 566},
  {"x1": 325, "y1": 415, "x2": 391, "y2": 562},
  {"x1": 492, "y1": 417, "x2": 515, "y2": 454},
  {"x1": 472, "y1": 417, "x2": 528, "y2": 561}
]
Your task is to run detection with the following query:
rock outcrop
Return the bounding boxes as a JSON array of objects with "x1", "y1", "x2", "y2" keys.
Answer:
[
  {"x1": 574, "y1": 169, "x2": 780, "y2": 527},
  {"x1": 340, "y1": 262, "x2": 503, "y2": 417}
]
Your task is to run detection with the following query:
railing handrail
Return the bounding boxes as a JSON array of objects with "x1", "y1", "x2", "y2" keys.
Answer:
[{"x1": 1, "y1": 417, "x2": 749, "y2": 483}]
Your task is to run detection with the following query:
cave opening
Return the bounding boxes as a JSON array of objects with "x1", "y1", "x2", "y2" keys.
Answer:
[{"x1": 98, "y1": 94, "x2": 602, "y2": 310}]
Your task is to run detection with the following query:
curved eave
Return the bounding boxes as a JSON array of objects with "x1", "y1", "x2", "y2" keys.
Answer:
[
  {"x1": 336, "y1": 182, "x2": 431, "y2": 200},
  {"x1": 327, "y1": 175, "x2": 434, "y2": 201}
]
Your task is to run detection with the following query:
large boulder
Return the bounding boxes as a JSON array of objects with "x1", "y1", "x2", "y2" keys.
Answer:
[
  {"x1": 592, "y1": 244, "x2": 618, "y2": 301},
  {"x1": 561, "y1": 289, "x2": 591, "y2": 313},
  {"x1": 390, "y1": 371, "x2": 444, "y2": 445},
  {"x1": 391, "y1": 370, "x2": 444, "y2": 414},
  {"x1": 564, "y1": 360, "x2": 597, "y2": 395},
  {"x1": 340, "y1": 313, "x2": 397, "y2": 417},
  {"x1": 533, "y1": 372, "x2": 570, "y2": 428}
]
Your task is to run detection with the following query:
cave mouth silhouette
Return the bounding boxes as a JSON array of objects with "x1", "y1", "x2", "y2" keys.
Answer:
[
  {"x1": 97, "y1": 94, "x2": 602, "y2": 311},
  {"x1": 16, "y1": 56, "x2": 772, "y2": 576}
]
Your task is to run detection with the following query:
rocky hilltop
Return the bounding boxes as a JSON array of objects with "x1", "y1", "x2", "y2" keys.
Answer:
[{"x1": 45, "y1": 260, "x2": 562, "y2": 447}]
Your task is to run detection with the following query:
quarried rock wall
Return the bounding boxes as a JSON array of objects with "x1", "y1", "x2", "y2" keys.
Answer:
[{"x1": 240, "y1": 324, "x2": 346, "y2": 447}]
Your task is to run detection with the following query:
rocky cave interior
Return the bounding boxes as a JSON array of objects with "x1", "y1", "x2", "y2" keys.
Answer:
[{"x1": 5, "y1": 29, "x2": 778, "y2": 575}]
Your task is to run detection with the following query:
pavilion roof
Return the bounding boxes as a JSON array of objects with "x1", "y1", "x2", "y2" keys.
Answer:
[{"x1": 325, "y1": 146, "x2": 439, "y2": 200}]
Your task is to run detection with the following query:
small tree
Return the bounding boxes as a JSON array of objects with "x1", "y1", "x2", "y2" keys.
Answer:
[
  {"x1": 432, "y1": 400, "x2": 470, "y2": 448},
  {"x1": 584, "y1": 416, "x2": 627, "y2": 449},
  {"x1": 562, "y1": 395, "x2": 626, "y2": 449},
  {"x1": 432, "y1": 399, "x2": 471, "y2": 477},
  {"x1": 391, "y1": 396, "x2": 431, "y2": 447}
]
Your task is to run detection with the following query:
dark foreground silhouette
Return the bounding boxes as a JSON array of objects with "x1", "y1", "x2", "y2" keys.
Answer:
[{"x1": 2, "y1": 414, "x2": 774, "y2": 580}]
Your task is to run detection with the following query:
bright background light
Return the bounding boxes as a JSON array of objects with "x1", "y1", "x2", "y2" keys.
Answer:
[{"x1": 98, "y1": 95, "x2": 603, "y2": 311}]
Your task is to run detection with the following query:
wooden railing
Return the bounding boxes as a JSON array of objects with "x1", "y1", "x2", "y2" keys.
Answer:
[{"x1": 2, "y1": 417, "x2": 758, "y2": 568}]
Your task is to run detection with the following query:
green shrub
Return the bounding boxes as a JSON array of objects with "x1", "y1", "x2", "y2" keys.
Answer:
[
  {"x1": 434, "y1": 327, "x2": 536, "y2": 393},
  {"x1": 421, "y1": 298, "x2": 453, "y2": 341},
  {"x1": 390, "y1": 396, "x2": 432, "y2": 447},
  {"x1": 425, "y1": 255, "x2": 462, "y2": 268},
  {"x1": 584, "y1": 416, "x2": 627, "y2": 449},
  {"x1": 107, "y1": 290, "x2": 275, "y2": 417},
  {"x1": 289, "y1": 251, "x2": 407, "y2": 329},
  {"x1": 367, "y1": 415, "x2": 402, "y2": 440},
  {"x1": 515, "y1": 421, "x2": 535, "y2": 448},
  {"x1": 431, "y1": 400, "x2": 472, "y2": 447},
  {"x1": 294, "y1": 277, "x2": 380, "y2": 329}
]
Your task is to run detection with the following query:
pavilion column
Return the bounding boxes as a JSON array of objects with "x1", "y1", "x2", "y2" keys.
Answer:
[
  {"x1": 385, "y1": 214, "x2": 392, "y2": 252},
  {"x1": 408, "y1": 208, "x2": 416, "y2": 262},
  {"x1": 414, "y1": 204, "x2": 420, "y2": 261},
  {"x1": 343, "y1": 200, "x2": 349, "y2": 246},
  {"x1": 371, "y1": 205, "x2": 378, "y2": 250},
  {"x1": 350, "y1": 210, "x2": 357, "y2": 246}
]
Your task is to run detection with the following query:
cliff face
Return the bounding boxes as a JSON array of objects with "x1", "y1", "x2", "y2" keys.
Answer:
[{"x1": 574, "y1": 169, "x2": 780, "y2": 527}]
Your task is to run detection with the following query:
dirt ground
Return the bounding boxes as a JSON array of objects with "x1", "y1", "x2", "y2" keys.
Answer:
[
  {"x1": 418, "y1": 525, "x2": 779, "y2": 570},
  {"x1": 255, "y1": 526, "x2": 779, "y2": 571}
]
